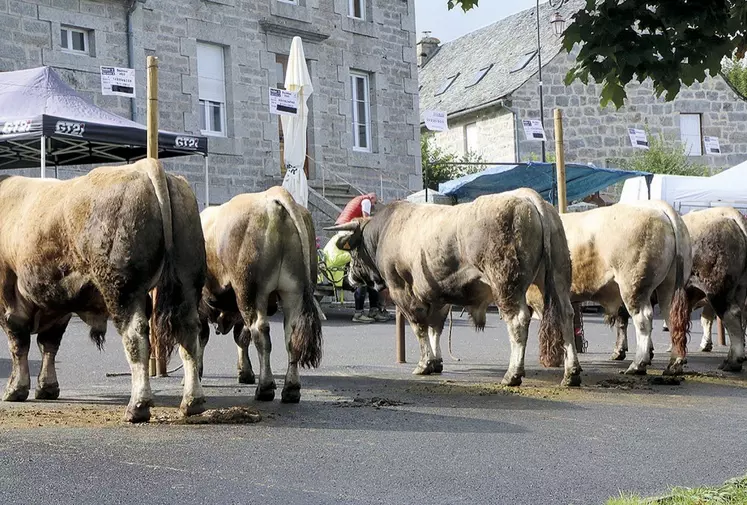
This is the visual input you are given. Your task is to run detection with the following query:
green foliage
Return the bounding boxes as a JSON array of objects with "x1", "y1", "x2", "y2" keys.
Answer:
[
  {"x1": 617, "y1": 128, "x2": 709, "y2": 177},
  {"x1": 421, "y1": 134, "x2": 485, "y2": 190},
  {"x1": 446, "y1": 0, "x2": 478, "y2": 11},
  {"x1": 606, "y1": 475, "x2": 747, "y2": 504},
  {"x1": 523, "y1": 151, "x2": 556, "y2": 163},
  {"x1": 722, "y1": 57, "x2": 747, "y2": 98}
]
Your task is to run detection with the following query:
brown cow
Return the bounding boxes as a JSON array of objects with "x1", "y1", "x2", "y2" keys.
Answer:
[
  {"x1": 198, "y1": 187, "x2": 323, "y2": 403},
  {"x1": 0, "y1": 159, "x2": 206, "y2": 422},
  {"x1": 328, "y1": 188, "x2": 582, "y2": 387}
]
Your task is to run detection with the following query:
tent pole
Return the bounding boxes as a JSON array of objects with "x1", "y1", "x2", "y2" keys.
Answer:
[
  {"x1": 204, "y1": 155, "x2": 209, "y2": 208},
  {"x1": 40, "y1": 135, "x2": 46, "y2": 179}
]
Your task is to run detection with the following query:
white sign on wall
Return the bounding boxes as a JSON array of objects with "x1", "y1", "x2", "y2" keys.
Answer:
[
  {"x1": 522, "y1": 119, "x2": 546, "y2": 141},
  {"x1": 423, "y1": 110, "x2": 448, "y2": 132},
  {"x1": 100, "y1": 66, "x2": 135, "y2": 98},
  {"x1": 704, "y1": 136, "x2": 721, "y2": 155},
  {"x1": 269, "y1": 87, "x2": 299, "y2": 116},
  {"x1": 628, "y1": 128, "x2": 649, "y2": 149}
]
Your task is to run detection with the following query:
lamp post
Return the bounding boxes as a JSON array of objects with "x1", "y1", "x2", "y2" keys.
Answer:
[{"x1": 536, "y1": 0, "x2": 567, "y2": 163}]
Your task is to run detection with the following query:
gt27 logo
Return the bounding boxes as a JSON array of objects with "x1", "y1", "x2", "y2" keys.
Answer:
[
  {"x1": 175, "y1": 136, "x2": 199, "y2": 149},
  {"x1": 1, "y1": 120, "x2": 32, "y2": 134},
  {"x1": 55, "y1": 121, "x2": 85, "y2": 136}
]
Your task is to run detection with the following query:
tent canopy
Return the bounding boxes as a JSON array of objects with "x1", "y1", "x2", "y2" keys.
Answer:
[
  {"x1": 438, "y1": 162, "x2": 652, "y2": 204},
  {"x1": 0, "y1": 66, "x2": 207, "y2": 169}
]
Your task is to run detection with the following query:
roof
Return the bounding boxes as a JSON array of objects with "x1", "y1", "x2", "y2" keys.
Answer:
[
  {"x1": 418, "y1": 0, "x2": 583, "y2": 120},
  {"x1": 0, "y1": 66, "x2": 207, "y2": 169}
]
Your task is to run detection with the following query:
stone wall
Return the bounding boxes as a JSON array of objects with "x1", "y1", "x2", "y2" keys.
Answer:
[
  {"x1": 428, "y1": 107, "x2": 516, "y2": 163},
  {"x1": 0, "y1": 0, "x2": 421, "y2": 220}
]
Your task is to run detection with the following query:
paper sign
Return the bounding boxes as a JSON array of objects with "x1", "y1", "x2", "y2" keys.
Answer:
[
  {"x1": 424, "y1": 110, "x2": 448, "y2": 132},
  {"x1": 269, "y1": 87, "x2": 298, "y2": 116},
  {"x1": 522, "y1": 119, "x2": 546, "y2": 141},
  {"x1": 628, "y1": 128, "x2": 649, "y2": 149},
  {"x1": 704, "y1": 136, "x2": 721, "y2": 154},
  {"x1": 100, "y1": 66, "x2": 135, "y2": 98}
]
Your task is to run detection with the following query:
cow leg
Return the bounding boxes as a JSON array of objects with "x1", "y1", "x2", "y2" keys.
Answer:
[
  {"x1": 113, "y1": 305, "x2": 154, "y2": 423},
  {"x1": 501, "y1": 303, "x2": 531, "y2": 387},
  {"x1": 35, "y1": 315, "x2": 71, "y2": 400},
  {"x1": 700, "y1": 303, "x2": 715, "y2": 352},
  {"x1": 280, "y1": 290, "x2": 305, "y2": 403},
  {"x1": 173, "y1": 314, "x2": 207, "y2": 418},
  {"x1": 410, "y1": 320, "x2": 438, "y2": 375},
  {"x1": 427, "y1": 307, "x2": 450, "y2": 374},
  {"x1": 624, "y1": 301, "x2": 654, "y2": 375},
  {"x1": 611, "y1": 309, "x2": 629, "y2": 361},
  {"x1": 2, "y1": 321, "x2": 31, "y2": 402},
  {"x1": 719, "y1": 303, "x2": 746, "y2": 372},
  {"x1": 233, "y1": 322, "x2": 255, "y2": 385},
  {"x1": 247, "y1": 302, "x2": 275, "y2": 401},
  {"x1": 197, "y1": 316, "x2": 210, "y2": 380}
]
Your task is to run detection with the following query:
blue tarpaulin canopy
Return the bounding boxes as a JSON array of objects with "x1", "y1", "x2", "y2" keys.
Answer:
[{"x1": 438, "y1": 162, "x2": 653, "y2": 204}]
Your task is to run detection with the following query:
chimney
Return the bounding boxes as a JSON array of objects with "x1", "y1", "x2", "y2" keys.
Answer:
[{"x1": 417, "y1": 31, "x2": 441, "y2": 67}]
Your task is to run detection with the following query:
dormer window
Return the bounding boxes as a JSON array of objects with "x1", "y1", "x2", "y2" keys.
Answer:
[
  {"x1": 434, "y1": 73, "x2": 459, "y2": 96},
  {"x1": 465, "y1": 64, "x2": 493, "y2": 87},
  {"x1": 510, "y1": 51, "x2": 537, "y2": 73}
]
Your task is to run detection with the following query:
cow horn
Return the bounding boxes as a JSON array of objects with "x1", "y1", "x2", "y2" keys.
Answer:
[{"x1": 324, "y1": 222, "x2": 360, "y2": 232}]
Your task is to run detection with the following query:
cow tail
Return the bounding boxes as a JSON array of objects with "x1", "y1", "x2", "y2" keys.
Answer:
[
  {"x1": 526, "y1": 195, "x2": 565, "y2": 368},
  {"x1": 142, "y1": 159, "x2": 180, "y2": 364},
  {"x1": 272, "y1": 195, "x2": 323, "y2": 369},
  {"x1": 659, "y1": 204, "x2": 692, "y2": 360}
]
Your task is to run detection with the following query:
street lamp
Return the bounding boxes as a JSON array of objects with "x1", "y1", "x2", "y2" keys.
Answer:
[{"x1": 536, "y1": 0, "x2": 567, "y2": 163}]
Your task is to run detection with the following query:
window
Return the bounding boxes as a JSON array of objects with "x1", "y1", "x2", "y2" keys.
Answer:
[
  {"x1": 680, "y1": 113, "x2": 702, "y2": 156},
  {"x1": 464, "y1": 123, "x2": 478, "y2": 155},
  {"x1": 60, "y1": 26, "x2": 89, "y2": 54},
  {"x1": 278, "y1": 0, "x2": 298, "y2": 3},
  {"x1": 510, "y1": 51, "x2": 537, "y2": 73},
  {"x1": 465, "y1": 64, "x2": 493, "y2": 88},
  {"x1": 434, "y1": 73, "x2": 459, "y2": 96},
  {"x1": 348, "y1": 0, "x2": 365, "y2": 19},
  {"x1": 197, "y1": 42, "x2": 226, "y2": 136},
  {"x1": 351, "y1": 71, "x2": 371, "y2": 152}
]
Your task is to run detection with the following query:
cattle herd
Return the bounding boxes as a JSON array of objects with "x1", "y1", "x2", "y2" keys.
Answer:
[{"x1": 0, "y1": 159, "x2": 745, "y2": 423}]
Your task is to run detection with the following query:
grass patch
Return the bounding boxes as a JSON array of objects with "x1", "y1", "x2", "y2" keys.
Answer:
[{"x1": 607, "y1": 475, "x2": 747, "y2": 504}]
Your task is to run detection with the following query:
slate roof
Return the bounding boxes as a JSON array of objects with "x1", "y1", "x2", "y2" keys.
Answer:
[{"x1": 418, "y1": 0, "x2": 583, "y2": 120}]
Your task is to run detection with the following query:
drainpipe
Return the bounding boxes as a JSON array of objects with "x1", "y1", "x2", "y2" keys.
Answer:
[
  {"x1": 126, "y1": 0, "x2": 141, "y2": 122},
  {"x1": 500, "y1": 101, "x2": 522, "y2": 163}
]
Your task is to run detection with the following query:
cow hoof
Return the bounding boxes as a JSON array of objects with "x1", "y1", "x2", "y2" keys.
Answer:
[
  {"x1": 718, "y1": 360, "x2": 743, "y2": 373},
  {"x1": 3, "y1": 386, "x2": 29, "y2": 402},
  {"x1": 180, "y1": 396, "x2": 206, "y2": 417},
  {"x1": 700, "y1": 343, "x2": 713, "y2": 353},
  {"x1": 501, "y1": 373, "x2": 523, "y2": 387},
  {"x1": 281, "y1": 384, "x2": 301, "y2": 404},
  {"x1": 238, "y1": 371, "x2": 256, "y2": 385},
  {"x1": 255, "y1": 384, "x2": 276, "y2": 402},
  {"x1": 663, "y1": 358, "x2": 686, "y2": 376},
  {"x1": 610, "y1": 350, "x2": 626, "y2": 361},
  {"x1": 35, "y1": 383, "x2": 60, "y2": 400},
  {"x1": 624, "y1": 364, "x2": 647, "y2": 376},
  {"x1": 124, "y1": 402, "x2": 152, "y2": 423},
  {"x1": 561, "y1": 374, "x2": 582, "y2": 387},
  {"x1": 412, "y1": 362, "x2": 435, "y2": 375},
  {"x1": 432, "y1": 359, "x2": 444, "y2": 374}
]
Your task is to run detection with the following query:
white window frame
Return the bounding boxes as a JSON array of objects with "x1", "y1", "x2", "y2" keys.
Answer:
[
  {"x1": 60, "y1": 26, "x2": 89, "y2": 55},
  {"x1": 277, "y1": 0, "x2": 298, "y2": 4},
  {"x1": 348, "y1": 0, "x2": 365, "y2": 20},
  {"x1": 464, "y1": 122, "x2": 479, "y2": 155},
  {"x1": 680, "y1": 113, "x2": 703, "y2": 156},
  {"x1": 351, "y1": 71, "x2": 372, "y2": 152},
  {"x1": 197, "y1": 42, "x2": 227, "y2": 137}
]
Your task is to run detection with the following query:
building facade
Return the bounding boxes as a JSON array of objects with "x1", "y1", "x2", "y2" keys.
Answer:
[
  {"x1": 1, "y1": 0, "x2": 422, "y2": 226},
  {"x1": 418, "y1": 0, "x2": 747, "y2": 176}
]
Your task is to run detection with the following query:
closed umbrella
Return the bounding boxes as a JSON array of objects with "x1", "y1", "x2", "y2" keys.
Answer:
[{"x1": 281, "y1": 36, "x2": 313, "y2": 208}]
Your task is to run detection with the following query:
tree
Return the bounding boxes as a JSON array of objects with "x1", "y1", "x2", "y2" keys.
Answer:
[
  {"x1": 421, "y1": 134, "x2": 484, "y2": 190},
  {"x1": 446, "y1": 1, "x2": 747, "y2": 109},
  {"x1": 723, "y1": 57, "x2": 747, "y2": 97},
  {"x1": 617, "y1": 128, "x2": 709, "y2": 177}
]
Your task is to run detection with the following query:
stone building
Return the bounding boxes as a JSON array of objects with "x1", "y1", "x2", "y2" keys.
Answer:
[
  {"x1": 418, "y1": 0, "x2": 747, "y2": 172},
  {"x1": 0, "y1": 0, "x2": 421, "y2": 226}
]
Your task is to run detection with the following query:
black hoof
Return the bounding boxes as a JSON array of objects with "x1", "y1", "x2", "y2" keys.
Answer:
[
  {"x1": 124, "y1": 402, "x2": 152, "y2": 423},
  {"x1": 610, "y1": 350, "x2": 626, "y2": 361},
  {"x1": 501, "y1": 373, "x2": 523, "y2": 387},
  {"x1": 255, "y1": 383, "x2": 276, "y2": 401},
  {"x1": 3, "y1": 386, "x2": 29, "y2": 402},
  {"x1": 180, "y1": 396, "x2": 206, "y2": 417},
  {"x1": 624, "y1": 365, "x2": 647, "y2": 376},
  {"x1": 412, "y1": 362, "x2": 435, "y2": 375},
  {"x1": 281, "y1": 385, "x2": 301, "y2": 403},
  {"x1": 719, "y1": 360, "x2": 743, "y2": 373},
  {"x1": 35, "y1": 383, "x2": 60, "y2": 400},
  {"x1": 238, "y1": 371, "x2": 256, "y2": 385},
  {"x1": 431, "y1": 359, "x2": 443, "y2": 374},
  {"x1": 562, "y1": 374, "x2": 582, "y2": 387},
  {"x1": 700, "y1": 343, "x2": 713, "y2": 353}
]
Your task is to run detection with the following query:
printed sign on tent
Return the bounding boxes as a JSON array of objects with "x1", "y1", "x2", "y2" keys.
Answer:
[
  {"x1": 423, "y1": 110, "x2": 448, "y2": 132},
  {"x1": 100, "y1": 66, "x2": 135, "y2": 98},
  {"x1": 269, "y1": 87, "x2": 299, "y2": 116},
  {"x1": 704, "y1": 136, "x2": 721, "y2": 155},
  {"x1": 628, "y1": 128, "x2": 649, "y2": 149},
  {"x1": 522, "y1": 119, "x2": 546, "y2": 141}
]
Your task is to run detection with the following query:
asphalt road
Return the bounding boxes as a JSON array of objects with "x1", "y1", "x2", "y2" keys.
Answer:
[{"x1": 1, "y1": 307, "x2": 746, "y2": 505}]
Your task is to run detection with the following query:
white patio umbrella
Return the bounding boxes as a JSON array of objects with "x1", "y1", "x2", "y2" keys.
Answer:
[{"x1": 281, "y1": 36, "x2": 313, "y2": 208}]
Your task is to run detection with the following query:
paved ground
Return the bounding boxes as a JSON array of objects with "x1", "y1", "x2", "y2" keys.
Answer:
[{"x1": 1, "y1": 307, "x2": 747, "y2": 505}]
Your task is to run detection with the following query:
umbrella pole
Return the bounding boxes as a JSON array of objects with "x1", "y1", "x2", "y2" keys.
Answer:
[
  {"x1": 40, "y1": 135, "x2": 46, "y2": 179},
  {"x1": 204, "y1": 155, "x2": 209, "y2": 208}
]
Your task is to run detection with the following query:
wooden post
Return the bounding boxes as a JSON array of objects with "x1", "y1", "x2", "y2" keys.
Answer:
[
  {"x1": 554, "y1": 108, "x2": 567, "y2": 213},
  {"x1": 396, "y1": 308, "x2": 406, "y2": 363},
  {"x1": 717, "y1": 317, "x2": 726, "y2": 346}
]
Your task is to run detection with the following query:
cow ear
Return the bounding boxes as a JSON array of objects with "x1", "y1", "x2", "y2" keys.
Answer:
[{"x1": 336, "y1": 229, "x2": 363, "y2": 251}]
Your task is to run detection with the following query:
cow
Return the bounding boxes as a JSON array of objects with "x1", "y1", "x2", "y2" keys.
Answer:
[
  {"x1": 549, "y1": 201, "x2": 692, "y2": 375},
  {"x1": 0, "y1": 159, "x2": 206, "y2": 423},
  {"x1": 327, "y1": 188, "x2": 582, "y2": 387},
  {"x1": 196, "y1": 187, "x2": 323, "y2": 403}
]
